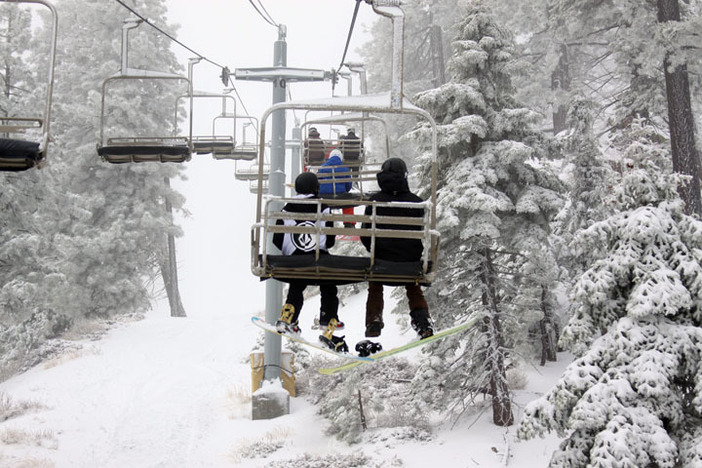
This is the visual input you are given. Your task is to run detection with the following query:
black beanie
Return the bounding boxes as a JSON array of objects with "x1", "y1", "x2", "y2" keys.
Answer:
[{"x1": 295, "y1": 172, "x2": 320, "y2": 195}]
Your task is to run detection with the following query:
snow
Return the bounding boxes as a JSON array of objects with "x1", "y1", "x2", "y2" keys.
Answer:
[{"x1": 0, "y1": 294, "x2": 567, "y2": 467}]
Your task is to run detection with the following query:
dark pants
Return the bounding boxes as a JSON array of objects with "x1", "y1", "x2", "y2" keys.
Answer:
[
  {"x1": 365, "y1": 282, "x2": 428, "y2": 327},
  {"x1": 286, "y1": 281, "x2": 339, "y2": 323}
]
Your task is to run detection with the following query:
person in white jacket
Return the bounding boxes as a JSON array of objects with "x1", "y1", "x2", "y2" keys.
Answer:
[{"x1": 273, "y1": 172, "x2": 347, "y2": 352}]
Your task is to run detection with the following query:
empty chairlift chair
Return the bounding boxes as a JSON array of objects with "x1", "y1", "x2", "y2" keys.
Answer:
[
  {"x1": 183, "y1": 90, "x2": 238, "y2": 159},
  {"x1": 217, "y1": 115, "x2": 260, "y2": 161},
  {"x1": 96, "y1": 18, "x2": 192, "y2": 164},
  {"x1": 97, "y1": 69, "x2": 192, "y2": 164},
  {"x1": 0, "y1": 0, "x2": 58, "y2": 171}
]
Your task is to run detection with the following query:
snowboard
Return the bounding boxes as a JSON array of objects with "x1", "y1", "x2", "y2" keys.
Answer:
[
  {"x1": 318, "y1": 317, "x2": 479, "y2": 375},
  {"x1": 251, "y1": 316, "x2": 374, "y2": 362}
]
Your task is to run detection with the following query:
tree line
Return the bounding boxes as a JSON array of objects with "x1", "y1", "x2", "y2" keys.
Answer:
[{"x1": 356, "y1": 0, "x2": 702, "y2": 465}]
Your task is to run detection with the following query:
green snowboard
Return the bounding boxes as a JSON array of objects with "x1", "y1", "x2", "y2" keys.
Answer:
[{"x1": 318, "y1": 317, "x2": 478, "y2": 375}]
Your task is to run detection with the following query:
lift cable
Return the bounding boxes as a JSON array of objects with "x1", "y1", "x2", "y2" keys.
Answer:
[
  {"x1": 113, "y1": 0, "x2": 259, "y2": 133},
  {"x1": 247, "y1": 0, "x2": 278, "y2": 28},
  {"x1": 333, "y1": 0, "x2": 363, "y2": 93},
  {"x1": 254, "y1": 0, "x2": 279, "y2": 27},
  {"x1": 114, "y1": 0, "x2": 225, "y2": 71}
]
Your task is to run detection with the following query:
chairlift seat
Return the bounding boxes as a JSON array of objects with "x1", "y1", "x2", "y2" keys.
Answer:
[
  {"x1": 261, "y1": 254, "x2": 432, "y2": 286},
  {"x1": 0, "y1": 138, "x2": 42, "y2": 171},
  {"x1": 192, "y1": 136, "x2": 235, "y2": 156},
  {"x1": 98, "y1": 137, "x2": 191, "y2": 163},
  {"x1": 229, "y1": 145, "x2": 258, "y2": 161}
]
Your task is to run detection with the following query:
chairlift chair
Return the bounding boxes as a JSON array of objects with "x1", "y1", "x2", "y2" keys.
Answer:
[
  {"x1": 251, "y1": 0, "x2": 439, "y2": 286},
  {"x1": 226, "y1": 115, "x2": 259, "y2": 161},
  {"x1": 178, "y1": 90, "x2": 237, "y2": 158},
  {"x1": 97, "y1": 17, "x2": 192, "y2": 164},
  {"x1": 97, "y1": 69, "x2": 192, "y2": 163},
  {"x1": 251, "y1": 92, "x2": 439, "y2": 287},
  {"x1": 235, "y1": 160, "x2": 270, "y2": 181},
  {"x1": 300, "y1": 112, "x2": 389, "y2": 195},
  {"x1": 0, "y1": 0, "x2": 58, "y2": 171}
]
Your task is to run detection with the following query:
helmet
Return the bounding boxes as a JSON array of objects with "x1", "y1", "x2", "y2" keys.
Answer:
[
  {"x1": 295, "y1": 171, "x2": 320, "y2": 195},
  {"x1": 380, "y1": 157, "x2": 408, "y2": 176},
  {"x1": 329, "y1": 149, "x2": 343, "y2": 159}
]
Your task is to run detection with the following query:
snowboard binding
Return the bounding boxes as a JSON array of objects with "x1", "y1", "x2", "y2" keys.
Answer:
[
  {"x1": 319, "y1": 319, "x2": 349, "y2": 353},
  {"x1": 355, "y1": 340, "x2": 383, "y2": 357}
]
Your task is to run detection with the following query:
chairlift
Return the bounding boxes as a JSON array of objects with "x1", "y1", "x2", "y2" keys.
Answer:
[
  {"x1": 227, "y1": 116, "x2": 259, "y2": 161},
  {"x1": 97, "y1": 18, "x2": 192, "y2": 164},
  {"x1": 251, "y1": 92, "x2": 439, "y2": 286},
  {"x1": 300, "y1": 112, "x2": 390, "y2": 195},
  {"x1": 0, "y1": 0, "x2": 57, "y2": 171},
  {"x1": 235, "y1": 160, "x2": 269, "y2": 181},
  {"x1": 179, "y1": 90, "x2": 238, "y2": 158},
  {"x1": 249, "y1": 178, "x2": 268, "y2": 195}
]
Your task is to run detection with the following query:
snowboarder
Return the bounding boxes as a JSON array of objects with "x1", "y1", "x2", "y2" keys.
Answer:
[
  {"x1": 318, "y1": 149, "x2": 356, "y2": 228},
  {"x1": 273, "y1": 172, "x2": 347, "y2": 351},
  {"x1": 304, "y1": 127, "x2": 326, "y2": 167},
  {"x1": 360, "y1": 158, "x2": 434, "y2": 339},
  {"x1": 318, "y1": 149, "x2": 352, "y2": 196},
  {"x1": 339, "y1": 127, "x2": 362, "y2": 171}
]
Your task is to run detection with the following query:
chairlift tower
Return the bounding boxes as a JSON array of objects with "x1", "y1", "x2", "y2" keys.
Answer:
[{"x1": 234, "y1": 25, "x2": 328, "y2": 419}]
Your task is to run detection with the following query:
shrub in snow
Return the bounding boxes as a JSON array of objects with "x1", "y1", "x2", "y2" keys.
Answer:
[
  {"x1": 268, "y1": 452, "x2": 373, "y2": 468},
  {"x1": 518, "y1": 120, "x2": 702, "y2": 467},
  {"x1": 303, "y1": 358, "x2": 428, "y2": 444}
]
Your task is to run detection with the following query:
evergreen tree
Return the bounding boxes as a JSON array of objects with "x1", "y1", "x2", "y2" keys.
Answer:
[
  {"x1": 0, "y1": 1, "x2": 70, "y2": 378},
  {"x1": 518, "y1": 119, "x2": 702, "y2": 467},
  {"x1": 47, "y1": 0, "x2": 186, "y2": 318},
  {"x1": 408, "y1": 1, "x2": 565, "y2": 426},
  {"x1": 0, "y1": 0, "x2": 187, "y2": 377}
]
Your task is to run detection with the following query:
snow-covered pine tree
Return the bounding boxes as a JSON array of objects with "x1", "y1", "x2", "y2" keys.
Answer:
[
  {"x1": 0, "y1": 0, "x2": 188, "y2": 377},
  {"x1": 0, "y1": 2, "x2": 73, "y2": 378},
  {"x1": 554, "y1": 97, "x2": 615, "y2": 269},
  {"x1": 43, "y1": 0, "x2": 187, "y2": 319},
  {"x1": 407, "y1": 1, "x2": 565, "y2": 426},
  {"x1": 518, "y1": 118, "x2": 702, "y2": 467}
]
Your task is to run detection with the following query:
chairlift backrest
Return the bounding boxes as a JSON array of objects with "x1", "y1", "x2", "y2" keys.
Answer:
[{"x1": 0, "y1": 0, "x2": 57, "y2": 171}]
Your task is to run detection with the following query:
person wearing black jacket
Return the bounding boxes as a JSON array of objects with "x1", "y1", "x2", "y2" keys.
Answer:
[
  {"x1": 361, "y1": 158, "x2": 434, "y2": 339},
  {"x1": 273, "y1": 172, "x2": 345, "y2": 348}
]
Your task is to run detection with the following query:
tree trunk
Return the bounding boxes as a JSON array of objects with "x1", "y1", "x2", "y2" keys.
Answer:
[
  {"x1": 429, "y1": 22, "x2": 446, "y2": 88},
  {"x1": 480, "y1": 248, "x2": 514, "y2": 426},
  {"x1": 657, "y1": 0, "x2": 702, "y2": 216},
  {"x1": 539, "y1": 286, "x2": 558, "y2": 366},
  {"x1": 161, "y1": 177, "x2": 186, "y2": 318},
  {"x1": 551, "y1": 45, "x2": 571, "y2": 135}
]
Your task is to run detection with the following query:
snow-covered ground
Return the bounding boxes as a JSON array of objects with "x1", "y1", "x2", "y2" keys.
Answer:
[{"x1": 0, "y1": 290, "x2": 565, "y2": 467}]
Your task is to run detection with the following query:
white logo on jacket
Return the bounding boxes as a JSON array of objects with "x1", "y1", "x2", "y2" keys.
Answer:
[{"x1": 291, "y1": 221, "x2": 318, "y2": 252}]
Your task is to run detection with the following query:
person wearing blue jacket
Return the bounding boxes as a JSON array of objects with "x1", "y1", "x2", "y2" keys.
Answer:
[{"x1": 318, "y1": 149, "x2": 352, "y2": 196}]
